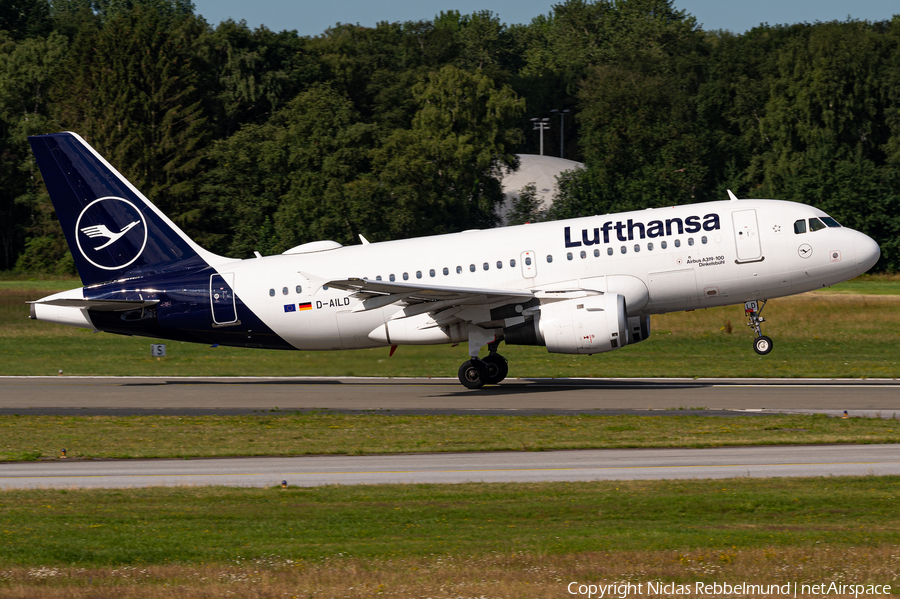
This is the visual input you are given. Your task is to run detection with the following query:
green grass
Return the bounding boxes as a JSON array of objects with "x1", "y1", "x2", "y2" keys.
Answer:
[
  {"x1": 1, "y1": 477, "x2": 898, "y2": 566},
  {"x1": 3, "y1": 276, "x2": 899, "y2": 378},
  {"x1": 811, "y1": 273, "x2": 900, "y2": 296},
  {"x1": 1, "y1": 413, "x2": 897, "y2": 461}
]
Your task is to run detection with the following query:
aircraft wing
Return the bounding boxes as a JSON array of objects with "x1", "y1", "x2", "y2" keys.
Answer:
[{"x1": 324, "y1": 277, "x2": 535, "y2": 313}]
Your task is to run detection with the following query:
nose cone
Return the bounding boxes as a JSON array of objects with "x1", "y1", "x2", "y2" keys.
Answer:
[{"x1": 854, "y1": 232, "x2": 880, "y2": 275}]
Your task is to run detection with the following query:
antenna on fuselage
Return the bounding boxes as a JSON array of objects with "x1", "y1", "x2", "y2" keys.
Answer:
[{"x1": 727, "y1": 190, "x2": 739, "y2": 202}]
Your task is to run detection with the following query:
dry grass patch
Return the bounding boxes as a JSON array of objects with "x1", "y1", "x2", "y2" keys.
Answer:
[{"x1": 0, "y1": 546, "x2": 897, "y2": 598}]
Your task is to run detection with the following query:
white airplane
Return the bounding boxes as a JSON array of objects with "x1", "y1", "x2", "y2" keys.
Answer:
[{"x1": 28, "y1": 132, "x2": 881, "y2": 388}]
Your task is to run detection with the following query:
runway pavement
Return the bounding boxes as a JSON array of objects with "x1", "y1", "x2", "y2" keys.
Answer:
[
  {"x1": 2, "y1": 377, "x2": 898, "y2": 489},
  {"x1": 1, "y1": 444, "x2": 898, "y2": 489},
  {"x1": 1, "y1": 376, "x2": 899, "y2": 417}
]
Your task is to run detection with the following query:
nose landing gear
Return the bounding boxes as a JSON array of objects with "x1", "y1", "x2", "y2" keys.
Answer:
[{"x1": 745, "y1": 300, "x2": 773, "y2": 355}]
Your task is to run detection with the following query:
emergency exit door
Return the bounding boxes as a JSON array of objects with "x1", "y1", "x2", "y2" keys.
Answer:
[
  {"x1": 520, "y1": 251, "x2": 536, "y2": 278},
  {"x1": 210, "y1": 273, "x2": 238, "y2": 325}
]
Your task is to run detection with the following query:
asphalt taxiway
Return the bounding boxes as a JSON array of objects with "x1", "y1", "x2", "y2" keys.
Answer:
[{"x1": 1, "y1": 444, "x2": 898, "y2": 490}]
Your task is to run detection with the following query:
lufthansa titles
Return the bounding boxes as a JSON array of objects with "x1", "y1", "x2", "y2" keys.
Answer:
[{"x1": 564, "y1": 214, "x2": 721, "y2": 248}]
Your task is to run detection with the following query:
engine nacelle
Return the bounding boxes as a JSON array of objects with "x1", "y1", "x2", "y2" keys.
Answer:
[{"x1": 504, "y1": 294, "x2": 628, "y2": 355}]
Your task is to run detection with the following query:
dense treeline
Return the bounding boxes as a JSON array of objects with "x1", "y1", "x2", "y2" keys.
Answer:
[{"x1": 1, "y1": 0, "x2": 899, "y2": 272}]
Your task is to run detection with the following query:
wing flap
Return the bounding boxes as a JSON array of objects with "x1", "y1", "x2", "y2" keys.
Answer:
[{"x1": 326, "y1": 277, "x2": 535, "y2": 312}]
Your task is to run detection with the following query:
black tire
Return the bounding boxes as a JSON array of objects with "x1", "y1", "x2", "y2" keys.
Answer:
[
  {"x1": 482, "y1": 354, "x2": 509, "y2": 384},
  {"x1": 753, "y1": 335, "x2": 773, "y2": 355},
  {"x1": 458, "y1": 359, "x2": 489, "y2": 389}
]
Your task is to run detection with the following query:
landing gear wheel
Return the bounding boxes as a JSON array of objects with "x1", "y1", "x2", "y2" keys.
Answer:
[
  {"x1": 458, "y1": 359, "x2": 489, "y2": 389},
  {"x1": 481, "y1": 354, "x2": 509, "y2": 385},
  {"x1": 753, "y1": 335, "x2": 773, "y2": 355}
]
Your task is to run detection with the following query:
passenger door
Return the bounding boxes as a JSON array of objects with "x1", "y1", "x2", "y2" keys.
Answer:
[{"x1": 732, "y1": 209, "x2": 763, "y2": 263}]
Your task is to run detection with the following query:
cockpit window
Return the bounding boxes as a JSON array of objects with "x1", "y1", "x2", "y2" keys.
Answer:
[
  {"x1": 809, "y1": 217, "x2": 827, "y2": 232},
  {"x1": 794, "y1": 219, "x2": 806, "y2": 234},
  {"x1": 821, "y1": 216, "x2": 841, "y2": 228}
]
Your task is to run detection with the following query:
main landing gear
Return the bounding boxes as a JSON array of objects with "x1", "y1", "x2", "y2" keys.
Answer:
[
  {"x1": 744, "y1": 300, "x2": 773, "y2": 355},
  {"x1": 458, "y1": 329, "x2": 508, "y2": 389}
]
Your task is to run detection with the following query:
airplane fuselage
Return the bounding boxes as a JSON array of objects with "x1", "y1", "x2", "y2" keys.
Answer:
[{"x1": 37, "y1": 198, "x2": 879, "y2": 353}]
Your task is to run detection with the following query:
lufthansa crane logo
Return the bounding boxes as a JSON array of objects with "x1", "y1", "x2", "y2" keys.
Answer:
[{"x1": 75, "y1": 197, "x2": 148, "y2": 270}]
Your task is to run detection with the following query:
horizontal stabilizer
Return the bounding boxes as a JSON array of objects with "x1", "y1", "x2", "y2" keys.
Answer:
[{"x1": 30, "y1": 298, "x2": 160, "y2": 312}]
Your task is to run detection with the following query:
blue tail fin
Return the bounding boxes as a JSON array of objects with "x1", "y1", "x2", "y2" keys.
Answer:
[{"x1": 28, "y1": 132, "x2": 226, "y2": 286}]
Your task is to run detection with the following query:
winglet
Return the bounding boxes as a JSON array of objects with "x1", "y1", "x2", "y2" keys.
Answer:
[{"x1": 727, "y1": 189, "x2": 739, "y2": 202}]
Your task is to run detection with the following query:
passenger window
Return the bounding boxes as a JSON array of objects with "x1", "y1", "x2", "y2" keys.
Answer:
[
  {"x1": 809, "y1": 217, "x2": 826, "y2": 232},
  {"x1": 701, "y1": 236, "x2": 707, "y2": 244},
  {"x1": 674, "y1": 239, "x2": 681, "y2": 248},
  {"x1": 593, "y1": 249, "x2": 600, "y2": 257},
  {"x1": 282, "y1": 287, "x2": 288, "y2": 295},
  {"x1": 403, "y1": 272, "x2": 409, "y2": 280},
  {"x1": 525, "y1": 257, "x2": 532, "y2": 266},
  {"x1": 580, "y1": 250, "x2": 586, "y2": 259},
  {"x1": 510, "y1": 259, "x2": 516, "y2": 267},
  {"x1": 794, "y1": 219, "x2": 807, "y2": 234},
  {"x1": 496, "y1": 261, "x2": 502, "y2": 269},
  {"x1": 607, "y1": 247, "x2": 613, "y2": 256},
  {"x1": 429, "y1": 269, "x2": 435, "y2": 277},
  {"x1": 269, "y1": 288, "x2": 275, "y2": 297},
  {"x1": 821, "y1": 217, "x2": 841, "y2": 228},
  {"x1": 620, "y1": 246, "x2": 626, "y2": 254},
  {"x1": 443, "y1": 267, "x2": 449, "y2": 275},
  {"x1": 567, "y1": 252, "x2": 573, "y2": 260},
  {"x1": 483, "y1": 262, "x2": 489, "y2": 271},
  {"x1": 376, "y1": 275, "x2": 382, "y2": 281},
  {"x1": 647, "y1": 243, "x2": 654, "y2": 251},
  {"x1": 389, "y1": 274, "x2": 395, "y2": 282},
  {"x1": 456, "y1": 266, "x2": 462, "y2": 274},
  {"x1": 661, "y1": 241, "x2": 667, "y2": 249},
  {"x1": 416, "y1": 271, "x2": 423, "y2": 279},
  {"x1": 547, "y1": 255, "x2": 553, "y2": 263},
  {"x1": 295, "y1": 285, "x2": 302, "y2": 294},
  {"x1": 633, "y1": 244, "x2": 640, "y2": 253},
  {"x1": 688, "y1": 238, "x2": 694, "y2": 246},
  {"x1": 469, "y1": 264, "x2": 476, "y2": 272}
]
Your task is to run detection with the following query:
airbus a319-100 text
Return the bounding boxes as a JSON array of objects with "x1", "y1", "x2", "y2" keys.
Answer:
[{"x1": 27, "y1": 132, "x2": 881, "y2": 388}]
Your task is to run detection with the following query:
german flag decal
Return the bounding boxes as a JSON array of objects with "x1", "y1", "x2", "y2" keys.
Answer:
[{"x1": 298, "y1": 302, "x2": 313, "y2": 311}]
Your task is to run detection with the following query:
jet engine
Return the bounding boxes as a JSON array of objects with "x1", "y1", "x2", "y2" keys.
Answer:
[{"x1": 504, "y1": 293, "x2": 628, "y2": 355}]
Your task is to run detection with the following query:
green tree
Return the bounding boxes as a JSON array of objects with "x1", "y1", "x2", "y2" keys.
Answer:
[
  {"x1": 203, "y1": 84, "x2": 380, "y2": 256},
  {"x1": 195, "y1": 19, "x2": 320, "y2": 138},
  {"x1": 51, "y1": 7, "x2": 210, "y2": 239},
  {"x1": 506, "y1": 182, "x2": 546, "y2": 225},
  {"x1": 375, "y1": 65, "x2": 525, "y2": 234},
  {"x1": 0, "y1": 0, "x2": 52, "y2": 39},
  {"x1": 0, "y1": 30, "x2": 67, "y2": 270}
]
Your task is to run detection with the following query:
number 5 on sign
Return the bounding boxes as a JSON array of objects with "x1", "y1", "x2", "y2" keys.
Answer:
[{"x1": 151, "y1": 344, "x2": 166, "y2": 357}]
